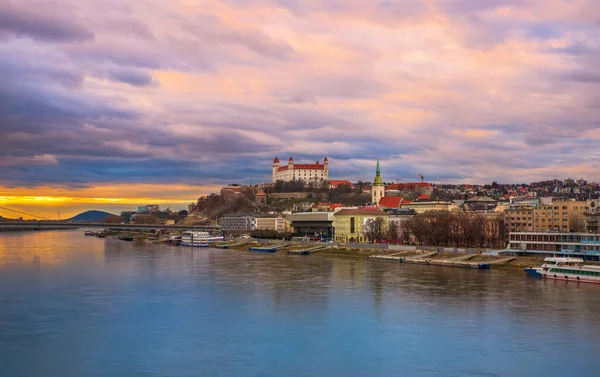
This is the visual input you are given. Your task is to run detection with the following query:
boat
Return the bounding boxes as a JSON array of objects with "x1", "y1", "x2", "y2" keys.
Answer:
[
  {"x1": 180, "y1": 232, "x2": 223, "y2": 247},
  {"x1": 145, "y1": 237, "x2": 160, "y2": 244},
  {"x1": 96, "y1": 231, "x2": 106, "y2": 238},
  {"x1": 288, "y1": 250, "x2": 311, "y2": 255},
  {"x1": 524, "y1": 267, "x2": 543, "y2": 277},
  {"x1": 249, "y1": 247, "x2": 277, "y2": 253},
  {"x1": 84, "y1": 230, "x2": 96, "y2": 236},
  {"x1": 166, "y1": 235, "x2": 182, "y2": 245},
  {"x1": 119, "y1": 235, "x2": 134, "y2": 241},
  {"x1": 526, "y1": 257, "x2": 600, "y2": 284}
]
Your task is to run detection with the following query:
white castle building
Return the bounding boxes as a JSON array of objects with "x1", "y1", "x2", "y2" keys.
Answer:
[{"x1": 272, "y1": 156, "x2": 329, "y2": 182}]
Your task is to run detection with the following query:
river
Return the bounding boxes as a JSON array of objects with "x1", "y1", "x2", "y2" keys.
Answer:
[{"x1": 1, "y1": 230, "x2": 599, "y2": 376}]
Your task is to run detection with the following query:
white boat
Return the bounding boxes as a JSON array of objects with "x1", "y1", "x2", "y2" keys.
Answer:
[
  {"x1": 180, "y1": 232, "x2": 224, "y2": 247},
  {"x1": 529, "y1": 257, "x2": 600, "y2": 284}
]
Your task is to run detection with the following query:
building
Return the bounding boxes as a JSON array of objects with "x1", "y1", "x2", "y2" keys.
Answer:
[
  {"x1": 328, "y1": 180, "x2": 353, "y2": 189},
  {"x1": 272, "y1": 156, "x2": 329, "y2": 182},
  {"x1": 333, "y1": 208, "x2": 389, "y2": 243},
  {"x1": 255, "y1": 190, "x2": 267, "y2": 206},
  {"x1": 403, "y1": 200, "x2": 456, "y2": 214},
  {"x1": 286, "y1": 212, "x2": 334, "y2": 240},
  {"x1": 387, "y1": 208, "x2": 416, "y2": 237},
  {"x1": 585, "y1": 199, "x2": 600, "y2": 233},
  {"x1": 378, "y1": 196, "x2": 403, "y2": 209},
  {"x1": 505, "y1": 232, "x2": 600, "y2": 261},
  {"x1": 220, "y1": 214, "x2": 256, "y2": 233},
  {"x1": 505, "y1": 199, "x2": 588, "y2": 234},
  {"x1": 461, "y1": 196, "x2": 498, "y2": 212},
  {"x1": 255, "y1": 215, "x2": 285, "y2": 232},
  {"x1": 137, "y1": 205, "x2": 159, "y2": 214},
  {"x1": 385, "y1": 182, "x2": 433, "y2": 196},
  {"x1": 371, "y1": 158, "x2": 385, "y2": 205}
]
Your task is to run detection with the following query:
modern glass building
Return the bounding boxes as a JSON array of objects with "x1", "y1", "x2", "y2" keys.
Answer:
[{"x1": 506, "y1": 232, "x2": 600, "y2": 261}]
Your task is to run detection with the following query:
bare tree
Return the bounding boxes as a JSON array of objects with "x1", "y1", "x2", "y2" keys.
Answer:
[{"x1": 387, "y1": 221, "x2": 400, "y2": 244}]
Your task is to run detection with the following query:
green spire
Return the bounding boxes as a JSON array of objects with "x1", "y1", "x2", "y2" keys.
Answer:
[{"x1": 373, "y1": 158, "x2": 384, "y2": 186}]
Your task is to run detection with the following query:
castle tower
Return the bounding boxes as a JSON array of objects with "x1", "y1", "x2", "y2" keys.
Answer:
[
  {"x1": 272, "y1": 157, "x2": 280, "y2": 182},
  {"x1": 323, "y1": 157, "x2": 329, "y2": 180},
  {"x1": 288, "y1": 156, "x2": 294, "y2": 180},
  {"x1": 372, "y1": 158, "x2": 385, "y2": 205}
]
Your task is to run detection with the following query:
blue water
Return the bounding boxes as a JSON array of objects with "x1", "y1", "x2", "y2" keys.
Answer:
[{"x1": 1, "y1": 230, "x2": 599, "y2": 377}]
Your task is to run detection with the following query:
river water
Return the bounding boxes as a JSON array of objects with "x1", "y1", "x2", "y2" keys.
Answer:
[{"x1": 1, "y1": 230, "x2": 599, "y2": 377}]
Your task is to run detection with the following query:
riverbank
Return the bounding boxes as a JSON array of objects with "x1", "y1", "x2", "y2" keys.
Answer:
[
  {"x1": 94, "y1": 230, "x2": 551, "y2": 270},
  {"x1": 209, "y1": 238, "x2": 545, "y2": 270}
]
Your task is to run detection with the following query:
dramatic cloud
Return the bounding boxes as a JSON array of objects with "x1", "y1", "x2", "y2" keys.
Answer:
[{"x1": 0, "y1": 0, "x2": 599, "y2": 209}]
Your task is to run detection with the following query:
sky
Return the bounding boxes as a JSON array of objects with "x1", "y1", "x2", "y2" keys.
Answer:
[{"x1": 1, "y1": 0, "x2": 600, "y2": 219}]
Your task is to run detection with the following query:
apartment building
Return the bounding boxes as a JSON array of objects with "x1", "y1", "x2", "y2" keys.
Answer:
[{"x1": 504, "y1": 200, "x2": 587, "y2": 234}]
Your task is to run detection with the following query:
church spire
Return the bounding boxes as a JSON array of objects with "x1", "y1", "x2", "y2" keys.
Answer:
[{"x1": 373, "y1": 158, "x2": 384, "y2": 186}]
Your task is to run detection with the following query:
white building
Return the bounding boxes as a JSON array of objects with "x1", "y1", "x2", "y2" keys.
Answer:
[{"x1": 272, "y1": 156, "x2": 329, "y2": 182}]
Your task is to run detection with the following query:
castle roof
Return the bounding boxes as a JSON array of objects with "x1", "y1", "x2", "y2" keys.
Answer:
[
  {"x1": 289, "y1": 156, "x2": 294, "y2": 161},
  {"x1": 324, "y1": 157, "x2": 328, "y2": 162},
  {"x1": 273, "y1": 157, "x2": 280, "y2": 163},
  {"x1": 277, "y1": 163, "x2": 324, "y2": 171}
]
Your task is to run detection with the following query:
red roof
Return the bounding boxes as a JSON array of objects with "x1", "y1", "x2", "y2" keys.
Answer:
[
  {"x1": 256, "y1": 190, "x2": 267, "y2": 196},
  {"x1": 289, "y1": 156, "x2": 294, "y2": 161},
  {"x1": 328, "y1": 180, "x2": 353, "y2": 187},
  {"x1": 273, "y1": 157, "x2": 279, "y2": 163},
  {"x1": 324, "y1": 157, "x2": 328, "y2": 162},
  {"x1": 417, "y1": 194, "x2": 430, "y2": 200},
  {"x1": 378, "y1": 196, "x2": 403, "y2": 208},
  {"x1": 330, "y1": 203, "x2": 343, "y2": 209},
  {"x1": 386, "y1": 182, "x2": 431, "y2": 191},
  {"x1": 277, "y1": 164, "x2": 324, "y2": 171}
]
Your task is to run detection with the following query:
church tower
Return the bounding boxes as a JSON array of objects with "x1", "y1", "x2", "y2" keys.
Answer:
[{"x1": 372, "y1": 158, "x2": 385, "y2": 205}]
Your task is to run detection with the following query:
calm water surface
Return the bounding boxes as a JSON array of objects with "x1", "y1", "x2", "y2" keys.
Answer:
[{"x1": 1, "y1": 230, "x2": 599, "y2": 377}]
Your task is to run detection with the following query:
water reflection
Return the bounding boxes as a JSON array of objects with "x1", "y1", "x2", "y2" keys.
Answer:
[{"x1": 0, "y1": 230, "x2": 599, "y2": 377}]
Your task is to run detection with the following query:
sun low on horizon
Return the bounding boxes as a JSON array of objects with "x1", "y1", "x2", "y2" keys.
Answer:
[{"x1": 1, "y1": 0, "x2": 600, "y2": 216}]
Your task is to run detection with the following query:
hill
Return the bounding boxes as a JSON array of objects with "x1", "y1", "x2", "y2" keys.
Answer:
[{"x1": 70, "y1": 210, "x2": 116, "y2": 222}]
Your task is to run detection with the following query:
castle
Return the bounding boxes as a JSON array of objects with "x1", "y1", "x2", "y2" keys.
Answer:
[{"x1": 272, "y1": 156, "x2": 329, "y2": 182}]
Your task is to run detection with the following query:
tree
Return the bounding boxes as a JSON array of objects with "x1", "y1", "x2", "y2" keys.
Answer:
[
  {"x1": 387, "y1": 221, "x2": 400, "y2": 244},
  {"x1": 103, "y1": 215, "x2": 123, "y2": 224},
  {"x1": 364, "y1": 217, "x2": 386, "y2": 243}
]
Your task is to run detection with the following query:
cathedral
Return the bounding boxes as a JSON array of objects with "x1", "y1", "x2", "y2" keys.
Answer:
[{"x1": 272, "y1": 156, "x2": 329, "y2": 182}]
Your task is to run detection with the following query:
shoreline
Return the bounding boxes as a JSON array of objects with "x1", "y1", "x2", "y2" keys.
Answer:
[{"x1": 93, "y1": 230, "x2": 554, "y2": 271}]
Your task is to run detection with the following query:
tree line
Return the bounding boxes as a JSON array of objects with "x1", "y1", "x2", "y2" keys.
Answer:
[
  {"x1": 404, "y1": 211, "x2": 505, "y2": 248},
  {"x1": 361, "y1": 211, "x2": 505, "y2": 248}
]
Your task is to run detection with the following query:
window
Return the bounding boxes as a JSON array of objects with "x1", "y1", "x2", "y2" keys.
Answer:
[{"x1": 350, "y1": 217, "x2": 355, "y2": 233}]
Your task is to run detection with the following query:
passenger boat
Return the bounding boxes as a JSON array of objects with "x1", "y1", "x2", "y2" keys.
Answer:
[
  {"x1": 180, "y1": 232, "x2": 223, "y2": 247},
  {"x1": 526, "y1": 257, "x2": 600, "y2": 284}
]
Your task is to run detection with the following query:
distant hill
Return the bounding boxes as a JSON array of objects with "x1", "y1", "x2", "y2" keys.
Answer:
[{"x1": 70, "y1": 210, "x2": 116, "y2": 222}]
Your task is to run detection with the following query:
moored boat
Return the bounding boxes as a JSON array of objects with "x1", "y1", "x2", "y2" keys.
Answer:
[
  {"x1": 119, "y1": 235, "x2": 134, "y2": 241},
  {"x1": 84, "y1": 230, "x2": 96, "y2": 236},
  {"x1": 526, "y1": 257, "x2": 600, "y2": 284},
  {"x1": 288, "y1": 250, "x2": 311, "y2": 255},
  {"x1": 180, "y1": 232, "x2": 222, "y2": 247},
  {"x1": 249, "y1": 247, "x2": 277, "y2": 253}
]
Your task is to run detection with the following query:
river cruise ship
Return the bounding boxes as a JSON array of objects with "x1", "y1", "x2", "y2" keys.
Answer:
[
  {"x1": 180, "y1": 232, "x2": 224, "y2": 247},
  {"x1": 527, "y1": 257, "x2": 600, "y2": 284}
]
